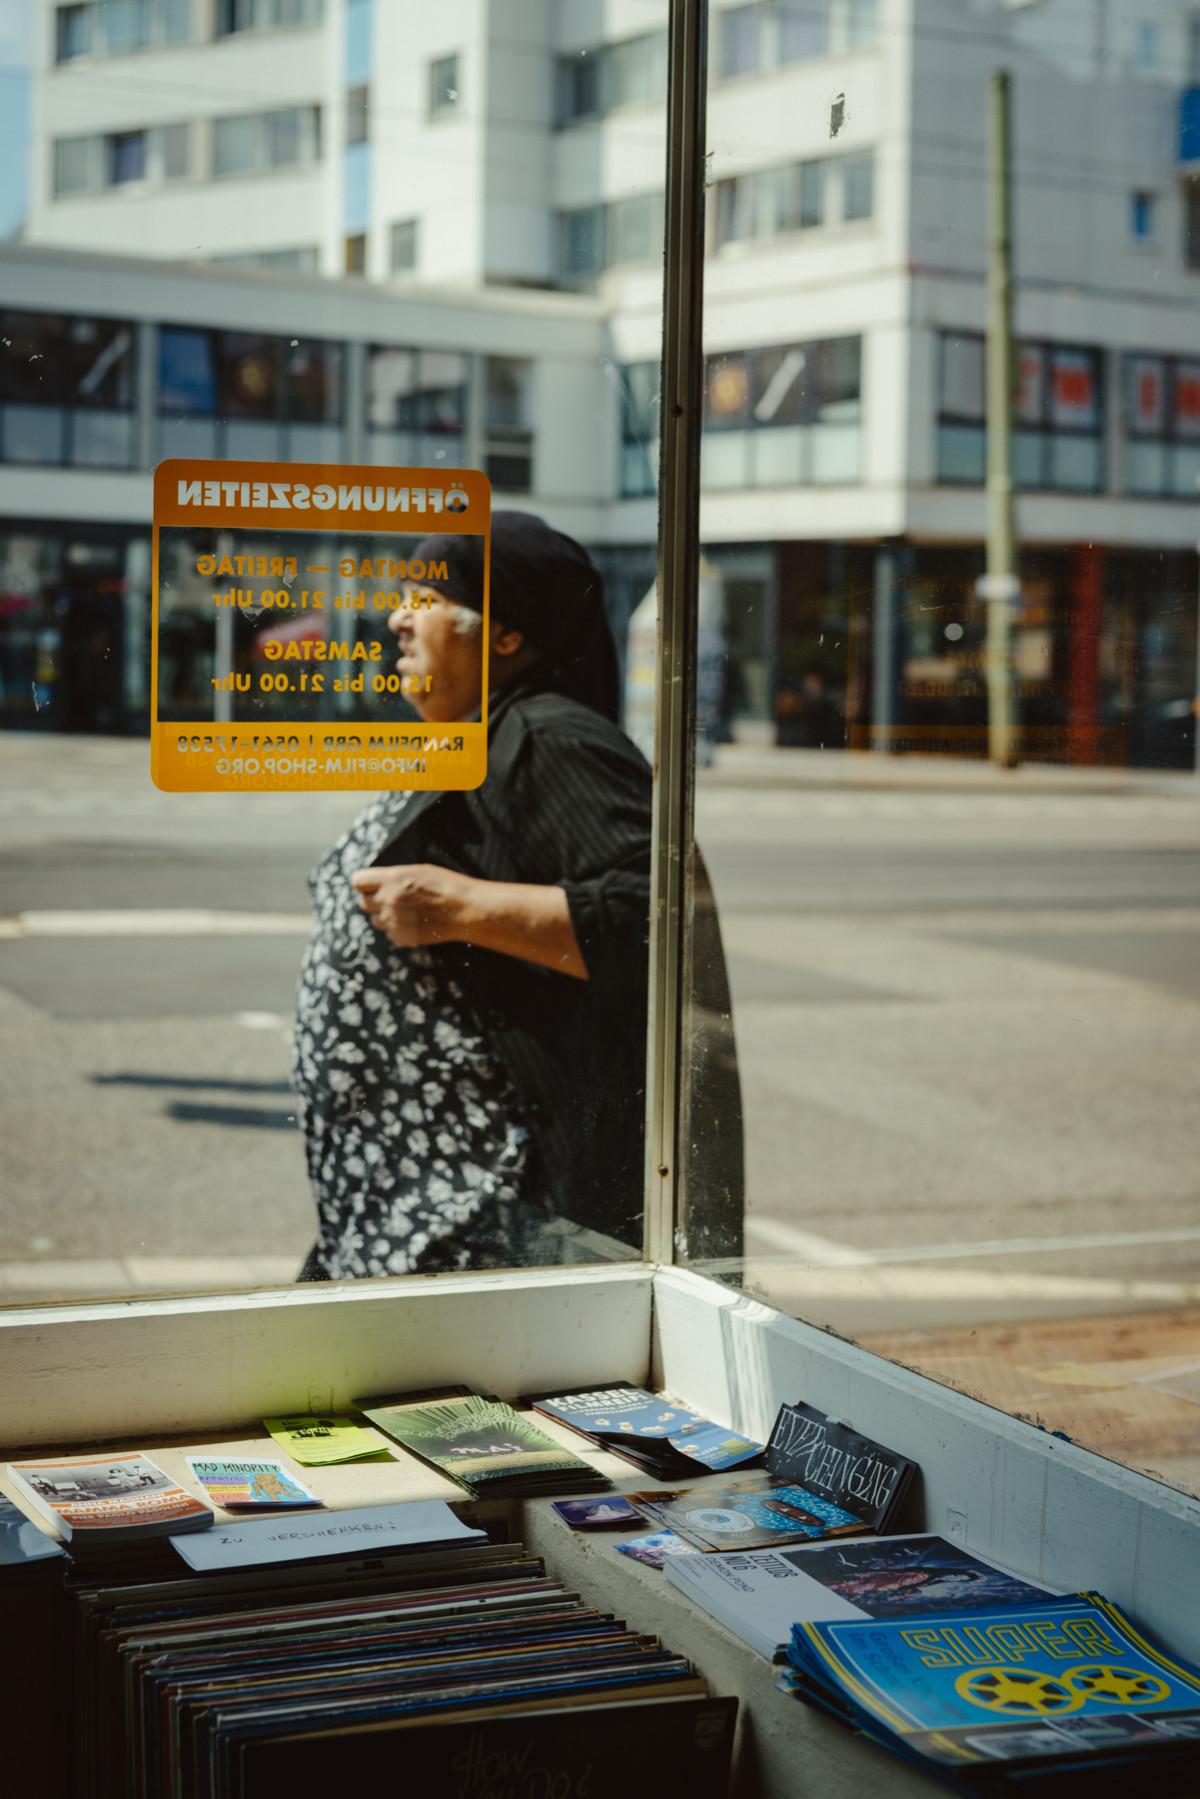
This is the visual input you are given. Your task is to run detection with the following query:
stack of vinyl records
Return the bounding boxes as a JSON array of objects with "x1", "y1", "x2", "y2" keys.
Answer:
[
  {"x1": 355, "y1": 1387, "x2": 608, "y2": 1498},
  {"x1": 784, "y1": 1589, "x2": 1200, "y2": 1795},
  {"x1": 65, "y1": 1529, "x2": 735, "y2": 1799},
  {"x1": 524, "y1": 1381, "x2": 762, "y2": 1480}
]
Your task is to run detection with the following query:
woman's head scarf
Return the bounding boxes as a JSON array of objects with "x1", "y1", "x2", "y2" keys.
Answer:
[{"x1": 410, "y1": 511, "x2": 620, "y2": 722}]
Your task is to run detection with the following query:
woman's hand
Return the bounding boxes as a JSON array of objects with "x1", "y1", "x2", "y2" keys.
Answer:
[
  {"x1": 351, "y1": 865, "x2": 589, "y2": 979},
  {"x1": 351, "y1": 864, "x2": 475, "y2": 948}
]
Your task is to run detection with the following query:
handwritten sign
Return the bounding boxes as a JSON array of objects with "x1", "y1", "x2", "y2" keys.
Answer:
[{"x1": 150, "y1": 460, "x2": 491, "y2": 793}]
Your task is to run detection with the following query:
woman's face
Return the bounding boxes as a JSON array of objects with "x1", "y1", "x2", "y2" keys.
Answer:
[{"x1": 387, "y1": 587, "x2": 484, "y2": 723}]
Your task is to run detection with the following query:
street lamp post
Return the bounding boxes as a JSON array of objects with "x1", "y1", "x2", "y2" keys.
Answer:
[{"x1": 981, "y1": 69, "x2": 1017, "y2": 766}]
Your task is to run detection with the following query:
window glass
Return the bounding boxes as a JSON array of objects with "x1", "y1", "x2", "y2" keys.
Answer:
[
  {"x1": 679, "y1": 0, "x2": 1200, "y2": 1509},
  {"x1": 4, "y1": 0, "x2": 669, "y2": 1306}
]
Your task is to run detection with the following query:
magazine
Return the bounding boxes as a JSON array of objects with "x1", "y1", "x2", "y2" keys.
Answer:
[
  {"x1": 527, "y1": 1382, "x2": 762, "y2": 1477},
  {"x1": 552, "y1": 1496, "x2": 642, "y2": 1528},
  {"x1": 629, "y1": 1475, "x2": 865, "y2": 1552},
  {"x1": 616, "y1": 1531, "x2": 698, "y2": 1568},
  {"x1": 6, "y1": 1452, "x2": 212, "y2": 1547},
  {"x1": 785, "y1": 1591, "x2": 1200, "y2": 1789},
  {"x1": 764, "y1": 1402, "x2": 917, "y2": 1534},
  {"x1": 355, "y1": 1388, "x2": 604, "y2": 1497},
  {"x1": 0, "y1": 1494, "x2": 66, "y2": 1566},
  {"x1": 185, "y1": 1457, "x2": 322, "y2": 1509},
  {"x1": 663, "y1": 1534, "x2": 1056, "y2": 1660}
]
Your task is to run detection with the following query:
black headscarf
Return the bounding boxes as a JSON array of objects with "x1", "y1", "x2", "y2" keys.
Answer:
[{"x1": 411, "y1": 511, "x2": 620, "y2": 723}]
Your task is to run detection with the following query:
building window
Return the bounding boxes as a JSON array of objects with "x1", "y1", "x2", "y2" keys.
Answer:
[
  {"x1": 560, "y1": 194, "x2": 663, "y2": 281},
  {"x1": 429, "y1": 54, "x2": 460, "y2": 117},
  {"x1": 1185, "y1": 182, "x2": 1200, "y2": 270},
  {"x1": 713, "y1": 150, "x2": 871, "y2": 249},
  {"x1": 346, "y1": 84, "x2": 369, "y2": 146},
  {"x1": 1124, "y1": 353, "x2": 1200, "y2": 498},
  {"x1": 0, "y1": 310, "x2": 136, "y2": 469},
  {"x1": 1130, "y1": 191, "x2": 1155, "y2": 243},
  {"x1": 53, "y1": 0, "x2": 192, "y2": 58},
  {"x1": 161, "y1": 122, "x2": 190, "y2": 180},
  {"x1": 344, "y1": 234, "x2": 366, "y2": 275},
  {"x1": 556, "y1": 32, "x2": 668, "y2": 125},
  {"x1": 390, "y1": 219, "x2": 419, "y2": 273},
  {"x1": 713, "y1": 0, "x2": 875, "y2": 81},
  {"x1": 936, "y1": 331, "x2": 1105, "y2": 492},
  {"x1": 215, "y1": 0, "x2": 322, "y2": 36},
  {"x1": 561, "y1": 204, "x2": 607, "y2": 280},
  {"x1": 212, "y1": 106, "x2": 321, "y2": 177},
  {"x1": 619, "y1": 360, "x2": 660, "y2": 497},
  {"x1": 485, "y1": 358, "x2": 534, "y2": 492},
  {"x1": 109, "y1": 131, "x2": 147, "y2": 185},
  {"x1": 700, "y1": 336, "x2": 862, "y2": 489},
  {"x1": 366, "y1": 347, "x2": 469, "y2": 468}
]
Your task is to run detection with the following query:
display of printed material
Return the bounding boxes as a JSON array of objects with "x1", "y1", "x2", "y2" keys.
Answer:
[
  {"x1": 169, "y1": 1500, "x2": 487, "y2": 1571},
  {"x1": 185, "y1": 1457, "x2": 321, "y2": 1509},
  {"x1": 629, "y1": 1474, "x2": 865, "y2": 1552},
  {"x1": 764, "y1": 1402, "x2": 917, "y2": 1534},
  {"x1": 528, "y1": 1381, "x2": 762, "y2": 1477},
  {"x1": 785, "y1": 1592, "x2": 1200, "y2": 1791},
  {"x1": 263, "y1": 1415, "x2": 388, "y2": 1466},
  {"x1": 6, "y1": 1452, "x2": 213, "y2": 1547},
  {"x1": 664, "y1": 1534, "x2": 1055, "y2": 1661},
  {"x1": 616, "y1": 1531, "x2": 698, "y2": 1568},
  {"x1": 356, "y1": 1388, "x2": 604, "y2": 1497}
]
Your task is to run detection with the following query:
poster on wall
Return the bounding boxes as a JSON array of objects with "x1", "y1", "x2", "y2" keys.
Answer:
[{"x1": 150, "y1": 460, "x2": 491, "y2": 793}]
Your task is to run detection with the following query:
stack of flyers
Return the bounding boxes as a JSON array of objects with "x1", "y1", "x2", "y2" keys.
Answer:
[
  {"x1": 263, "y1": 1416, "x2": 388, "y2": 1466},
  {"x1": 785, "y1": 1591, "x2": 1200, "y2": 1793},
  {"x1": 185, "y1": 1459, "x2": 322, "y2": 1510},
  {"x1": 355, "y1": 1387, "x2": 605, "y2": 1498},
  {"x1": 6, "y1": 1452, "x2": 213, "y2": 1549},
  {"x1": 628, "y1": 1473, "x2": 867, "y2": 1552},
  {"x1": 552, "y1": 1496, "x2": 642, "y2": 1528},
  {"x1": 525, "y1": 1382, "x2": 762, "y2": 1479}
]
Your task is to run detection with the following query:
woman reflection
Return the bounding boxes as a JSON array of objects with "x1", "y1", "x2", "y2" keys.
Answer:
[{"x1": 293, "y1": 512, "x2": 740, "y2": 1279}]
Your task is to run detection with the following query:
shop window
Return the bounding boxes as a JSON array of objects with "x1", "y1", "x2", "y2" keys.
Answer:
[
  {"x1": 1124, "y1": 352, "x2": 1200, "y2": 498},
  {"x1": 390, "y1": 219, "x2": 419, "y2": 273},
  {"x1": 701, "y1": 336, "x2": 861, "y2": 490},
  {"x1": 158, "y1": 326, "x2": 341, "y2": 460},
  {"x1": 429, "y1": 54, "x2": 461, "y2": 117},
  {"x1": 485, "y1": 357, "x2": 534, "y2": 492},
  {"x1": 1, "y1": 311, "x2": 135, "y2": 468},
  {"x1": 936, "y1": 331, "x2": 1104, "y2": 492}
]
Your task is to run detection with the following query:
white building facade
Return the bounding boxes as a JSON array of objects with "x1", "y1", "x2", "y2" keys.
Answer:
[{"x1": 10, "y1": 0, "x2": 1200, "y2": 761}]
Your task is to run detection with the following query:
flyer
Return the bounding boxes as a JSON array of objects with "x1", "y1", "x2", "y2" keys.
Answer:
[{"x1": 185, "y1": 1456, "x2": 322, "y2": 1509}]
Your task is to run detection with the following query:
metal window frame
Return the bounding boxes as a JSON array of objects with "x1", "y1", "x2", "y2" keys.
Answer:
[{"x1": 643, "y1": 0, "x2": 709, "y2": 1265}]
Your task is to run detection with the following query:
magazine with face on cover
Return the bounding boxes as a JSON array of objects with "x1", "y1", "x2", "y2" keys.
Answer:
[
  {"x1": 663, "y1": 1535, "x2": 1058, "y2": 1660},
  {"x1": 629, "y1": 1475, "x2": 866, "y2": 1552},
  {"x1": 5, "y1": 1452, "x2": 213, "y2": 1547}
]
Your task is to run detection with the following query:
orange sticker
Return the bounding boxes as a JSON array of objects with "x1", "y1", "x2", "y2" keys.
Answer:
[{"x1": 150, "y1": 460, "x2": 491, "y2": 793}]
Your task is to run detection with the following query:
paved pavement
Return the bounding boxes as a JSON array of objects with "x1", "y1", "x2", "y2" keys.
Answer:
[{"x1": 1, "y1": 731, "x2": 1199, "y2": 1345}]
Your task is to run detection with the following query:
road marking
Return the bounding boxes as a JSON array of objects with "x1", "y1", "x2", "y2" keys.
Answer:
[
  {"x1": 0, "y1": 910, "x2": 312, "y2": 937},
  {"x1": 745, "y1": 1215, "x2": 1200, "y2": 1267},
  {"x1": 0, "y1": 1256, "x2": 302, "y2": 1293}
]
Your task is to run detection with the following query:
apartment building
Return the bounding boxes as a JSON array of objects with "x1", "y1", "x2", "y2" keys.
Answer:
[{"x1": 11, "y1": 0, "x2": 1200, "y2": 762}]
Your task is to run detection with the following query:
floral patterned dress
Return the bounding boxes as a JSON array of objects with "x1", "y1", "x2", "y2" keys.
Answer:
[{"x1": 292, "y1": 791, "x2": 541, "y2": 1277}]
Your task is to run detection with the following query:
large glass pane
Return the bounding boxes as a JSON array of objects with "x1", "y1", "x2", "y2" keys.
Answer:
[
  {"x1": 0, "y1": 0, "x2": 669, "y2": 1304},
  {"x1": 679, "y1": 0, "x2": 1200, "y2": 1503}
]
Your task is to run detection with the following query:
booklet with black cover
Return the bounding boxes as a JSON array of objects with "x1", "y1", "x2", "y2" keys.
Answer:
[
  {"x1": 765, "y1": 1402, "x2": 916, "y2": 1534},
  {"x1": 525, "y1": 1381, "x2": 762, "y2": 1479},
  {"x1": 354, "y1": 1387, "x2": 606, "y2": 1497}
]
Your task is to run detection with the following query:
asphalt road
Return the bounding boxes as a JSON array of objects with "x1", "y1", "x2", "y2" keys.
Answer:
[{"x1": 1, "y1": 732, "x2": 1198, "y2": 1340}]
